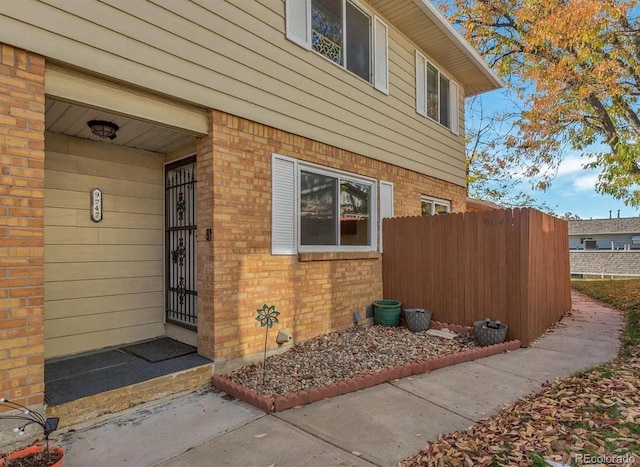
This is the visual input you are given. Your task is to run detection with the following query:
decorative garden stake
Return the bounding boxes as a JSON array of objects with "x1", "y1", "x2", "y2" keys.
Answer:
[
  {"x1": 0, "y1": 397, "x2": 61, "y2": 465},
  {"x1": 256, "y1": 304, "x2": 279, "y2": 388}
]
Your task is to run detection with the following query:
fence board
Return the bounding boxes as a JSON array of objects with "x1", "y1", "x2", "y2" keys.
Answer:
[{"x1": 382, "y1": 208, "x2": 571, "y2": 346}]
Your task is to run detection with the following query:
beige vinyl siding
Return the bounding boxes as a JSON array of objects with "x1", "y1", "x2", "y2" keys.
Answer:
[
  {"x1": 44, "y1": 133, "x2": 165, "y2": 358},
  {"x1": 1, "y1": 0, "x2": 466, "y2": 186}
]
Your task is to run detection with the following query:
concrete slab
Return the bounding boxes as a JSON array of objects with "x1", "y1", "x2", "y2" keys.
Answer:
[
  {"x1": 275, "y1": 384, "x2": 472, "y2": 467},
  {"x1": 542, "y1": 320, "x2": 623, "y2": 343},
  {"x1": 158, "y1": 415, "x2": 375, "y2": 467},
  {"x1": 393, "y1": 361, "x2": 541, "y2": 421},
  {"x1": 477, "y1": 347, "x2": 608, "y2": 383},
  {"x1": 531, "y1": 332, "x2": 620, "y2": 359},
  {"x1": 56, "y1": 389, "x2": 264, "y2": 467},
  {"x1": 570, "y1": 309, "x2": 624, "y2": 323}
]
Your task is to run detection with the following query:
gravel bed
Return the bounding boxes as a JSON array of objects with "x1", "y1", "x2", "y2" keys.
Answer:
[{"x1": 228, "y1": 325, "x2": 477, "y2": 397}]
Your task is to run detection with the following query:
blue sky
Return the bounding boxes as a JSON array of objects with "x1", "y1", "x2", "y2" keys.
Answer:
[
  {"x1": 472, "y1": 91, "x2": 640, "y2": 220},
  {"x1": 528, "y1": 154, "x2": 636, "y2": 220}
]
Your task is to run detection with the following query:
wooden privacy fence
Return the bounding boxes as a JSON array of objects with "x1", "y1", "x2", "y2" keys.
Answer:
[{"x1": 382, "y1": 208, "x2": 571, "y2": 346}]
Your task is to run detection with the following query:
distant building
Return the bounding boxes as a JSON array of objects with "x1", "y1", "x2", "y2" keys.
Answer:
[
  {"x1": 569, "y1": 218, "x2": 640, "y2": 250},
  {"x1": 465, "y1": 197, "x2": 503, "y2": 212},
  {"x1": 569, "y1": 217, "x2": 640, "y2": 277}
]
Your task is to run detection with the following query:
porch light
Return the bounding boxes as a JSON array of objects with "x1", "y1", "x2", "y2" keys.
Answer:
[{"x1": 87, "y1": 120, "x2": 119, "y2": 140}]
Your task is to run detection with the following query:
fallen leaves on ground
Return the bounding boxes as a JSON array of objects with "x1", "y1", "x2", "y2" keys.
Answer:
[
  {"x1": 404, "y1": 280, "x2": 640, "y2": 466},
  {"x1": 403, "y1": 359, "x2": 640, "y2": 466}
]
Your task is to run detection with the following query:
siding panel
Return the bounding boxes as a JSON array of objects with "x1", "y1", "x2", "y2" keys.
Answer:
[
  {"x1": 1, "y1": 0, "x2": 468, "y2": 185},
  {"x1": 45, "y1": 324, "x2": 165, "y2": 359},
  {"x1": 44, "y1": 134, "x2": 165, "y2": 358}
]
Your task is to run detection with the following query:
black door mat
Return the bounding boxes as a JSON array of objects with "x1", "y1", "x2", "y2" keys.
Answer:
[
  {"x1": 120, "y1": 337, "x2": 196, "y2": 363},
  {"x1": 45, "y1": 349, "x2": 137, "y2": 383}
]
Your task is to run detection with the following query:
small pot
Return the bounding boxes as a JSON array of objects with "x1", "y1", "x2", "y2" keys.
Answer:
[
  {"x1": 404, "y1": 308, "x2": 432, "y2": 332},
  {"x1": 473, "y1": 319, "x2": 508, "y2": 347},
  {"x1": 0, "y1": 445, "x2": 64, "y2": 467}
]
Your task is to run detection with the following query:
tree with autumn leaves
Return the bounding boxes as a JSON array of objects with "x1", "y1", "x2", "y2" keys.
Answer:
[{"x1": 439, "y1": 0, "x2": 640, "y2": 208}]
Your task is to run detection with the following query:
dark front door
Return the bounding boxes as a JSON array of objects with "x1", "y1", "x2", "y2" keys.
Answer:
[{"x1": 165, "y1": 155, "x2": 197, "y2": 329}]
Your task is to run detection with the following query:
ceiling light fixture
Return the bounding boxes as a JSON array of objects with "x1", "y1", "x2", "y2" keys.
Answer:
[{"x1": 87, "y1": 120, "x2": 119, "y2": 140}]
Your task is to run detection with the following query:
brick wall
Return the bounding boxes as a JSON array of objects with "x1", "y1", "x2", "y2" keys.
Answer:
[
  {"x1": 0, "y1": 44, "x2": 46, "y2": 409},
  {"x1": 208, "y1": 110, "x2": 465, "y2": 367},
  {"x1": 196, "y1": 120, "x2": 216, "y2": 358},
  {"x1": 570, "y1": 251, "x2": 640, "y2": 277}
]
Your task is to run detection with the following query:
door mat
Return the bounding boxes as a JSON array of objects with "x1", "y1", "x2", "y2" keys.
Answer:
[{"x1": 120, "y1": 337, "x2": 196, "y2": 363}]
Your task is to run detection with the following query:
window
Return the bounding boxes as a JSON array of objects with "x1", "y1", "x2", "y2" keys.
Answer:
[
  {"x1": 300, "y1": 168, "x2": 372, "y2": 247},
  {"x1": 415, "y1": 51, "x2": 458, "y2": 133},
  {"x1": 311, "y1": 0, "x2": 371, "y2": 82},
  {"x1": 286, "y1": 0, "x2": 389, "y2": 93},
  {"x1": 421, "y1": 196, "x2": 450, "y2": 216},
  {"x1": 272, "y1": 154, "x2": 393, "y2": 254}
]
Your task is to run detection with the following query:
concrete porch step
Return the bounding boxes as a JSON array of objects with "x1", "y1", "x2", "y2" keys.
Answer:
[{"x1": 47, "y1": 363, "x2": 214, "y2": 428}]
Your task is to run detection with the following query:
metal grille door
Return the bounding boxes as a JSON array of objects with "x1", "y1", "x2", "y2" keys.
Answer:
[{"x1": 165, "y1": 156, "x2": 197, "y2": 329}]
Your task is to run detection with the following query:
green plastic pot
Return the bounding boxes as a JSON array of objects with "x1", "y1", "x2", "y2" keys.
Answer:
[{"x1": 373, "y1": 300, "x2": 402, "y2": 327}]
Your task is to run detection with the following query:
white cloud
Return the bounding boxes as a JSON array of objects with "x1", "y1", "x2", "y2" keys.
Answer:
[
  {"x1": 572, "y1": 173, "x2": 600, "y2": 191},
  {"x1": 510, "y1": 155, "x2": 597, "y2": 181},
  {"x1": 556, "y1": 156, "x2": 594, "y2": 176}
]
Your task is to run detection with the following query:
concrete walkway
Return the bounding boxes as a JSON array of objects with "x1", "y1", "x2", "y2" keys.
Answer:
[{"x1": 57, "y1": 292, "x2": 624, "y2": 467}]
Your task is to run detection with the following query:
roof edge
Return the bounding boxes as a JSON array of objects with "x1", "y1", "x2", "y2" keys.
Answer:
[{"x1": 413, "y1": 0, "x2": 503, "y2": 94}]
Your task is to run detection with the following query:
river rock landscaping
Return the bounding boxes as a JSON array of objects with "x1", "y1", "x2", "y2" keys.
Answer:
[{"x1": 226, "y1": 324, "x2": 477, "y2": 397}]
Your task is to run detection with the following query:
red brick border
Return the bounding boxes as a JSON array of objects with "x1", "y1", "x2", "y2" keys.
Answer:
[{"x1": 211, "y1": 337, "x2": 521, "y2": 413}]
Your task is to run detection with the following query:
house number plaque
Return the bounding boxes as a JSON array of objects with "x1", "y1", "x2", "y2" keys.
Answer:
[{"x1": 90, "y1": 188, "x2": 103, "y2": 222}]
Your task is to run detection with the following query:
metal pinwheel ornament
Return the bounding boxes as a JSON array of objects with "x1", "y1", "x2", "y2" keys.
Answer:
[
  {"x1": 256, "y1": 304, "x2": 280, "y2": 388},
  {"x1": 256, "y1": 304, "x2": 280, "y2": 328}
]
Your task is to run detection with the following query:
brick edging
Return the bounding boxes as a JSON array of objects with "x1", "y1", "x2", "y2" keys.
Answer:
[
  {"x1": 429, "y1": 321, "x2": 474, "y2": 334},
  {"x1": 212, "y1": 338, "x2": 521, "y2": 413}
]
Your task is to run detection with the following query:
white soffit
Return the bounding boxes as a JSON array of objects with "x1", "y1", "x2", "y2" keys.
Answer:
[
  {"x1": 367, "y1": 0, "x2": 503, "y2": 96},
  {"x1": 45, "y1": 64, "x2": 208, "y2": 135}
]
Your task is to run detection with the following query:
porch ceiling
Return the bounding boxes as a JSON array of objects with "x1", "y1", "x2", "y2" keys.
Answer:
[{"x1": 45, "y1": 98, "x2": 197, "y2": 154}]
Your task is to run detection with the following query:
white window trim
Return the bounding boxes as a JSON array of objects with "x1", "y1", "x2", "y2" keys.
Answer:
[
  {"x1": 379, "y1": 180, "x2": 394, "y2": 252},
  {"x1": 298, "y1": 161, "x2": 377, "y2": 253},
  {"x1": 421, "y1": 195, "x2": 451, "y2": 216},
  {"x1": 272, "y1": 154, "x2": 299, "y2": 255},
  {"x1": 415, "y1": 50, "x2": 459, "y2": 134},
  {"x1": 272, "y1": 154, "x2": 380, "y2": 255},
  {"x1": 286, "y1": 0, "x2": 389, "y2": 93}
]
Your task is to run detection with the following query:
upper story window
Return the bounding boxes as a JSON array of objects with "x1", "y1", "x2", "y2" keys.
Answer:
[
  {"x1": 286, "y1": 0, "x2": 389, "y2": 94},
  {"x1": 311, "y1": 0, "x2": 371, "y2": 82},
  {"x1": 421, "y1": 196, "x2": 451, "y2": 216},
  {"x1": 416, "y1": 51, "x2": 459, "y2": 134}
]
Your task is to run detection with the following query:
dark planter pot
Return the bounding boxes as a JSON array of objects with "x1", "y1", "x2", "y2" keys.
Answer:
[
  {"x1": 474, "y1": 320, "x2": 508, "y2": 347},
  {"x1": 405, "y1": 308, "x2": 432, "y2": 332}
]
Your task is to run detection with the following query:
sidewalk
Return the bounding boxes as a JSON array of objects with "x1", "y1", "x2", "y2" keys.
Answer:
[{"x1": 57, "y1": 292, "x2": 624, "y2": 467}]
